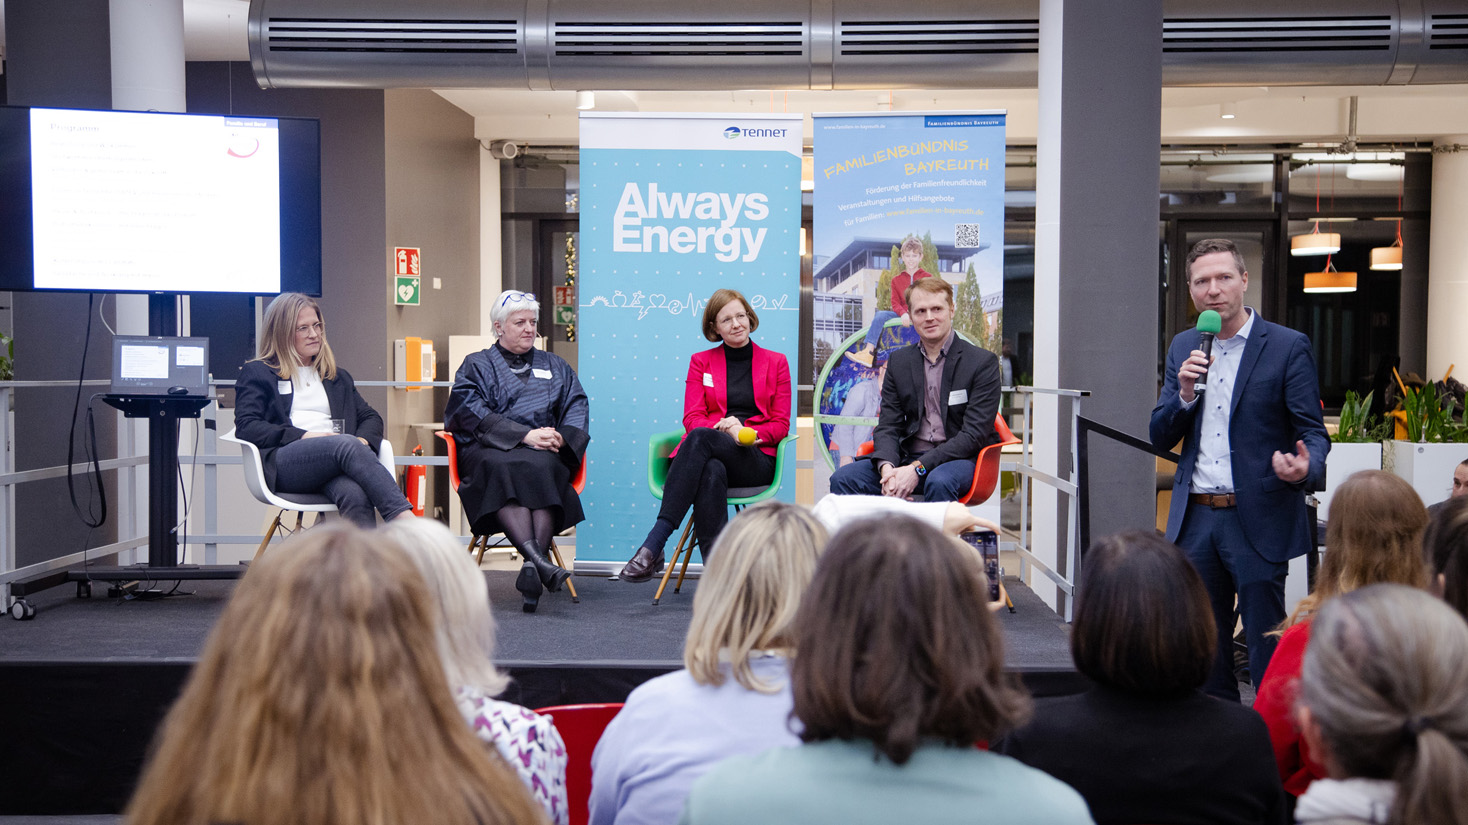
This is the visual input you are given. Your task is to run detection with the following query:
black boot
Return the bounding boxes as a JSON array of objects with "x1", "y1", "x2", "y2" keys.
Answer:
[
  {"x1": 519, "y1": 541, "x2": 571, "y2": 593},
  {"x1": 515, "y1": 560, "x2": 543, "y2": 613}
]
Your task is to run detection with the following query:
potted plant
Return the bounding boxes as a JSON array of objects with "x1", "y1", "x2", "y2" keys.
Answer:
[
  {"x1": 1385, "y1": 370, "x2": 1468, "y2": 508},
  {"x1": 1318, "y1": 390, "x2": 1387, "y2": 520}
]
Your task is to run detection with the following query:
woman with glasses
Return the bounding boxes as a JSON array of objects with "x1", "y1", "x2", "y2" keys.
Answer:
[
  {"x1": 234, "y1": 292, "x2": 414, "y2": 529},
  {"x1": 620, "y1": 288, "x2": 792, "y2": 583},
  {"x1": 445, "y1": 290, "x2": 589, "y2": 612}
]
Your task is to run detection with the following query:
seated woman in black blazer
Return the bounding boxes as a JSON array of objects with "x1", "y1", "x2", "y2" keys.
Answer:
[{"x1": 234, "y1": 292, "x2": 414, "y2": 529}]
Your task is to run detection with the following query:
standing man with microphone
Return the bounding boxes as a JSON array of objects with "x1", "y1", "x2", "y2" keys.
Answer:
[{"x1": 1151, "y1": 238, "x2": 1329, "y2": 702}]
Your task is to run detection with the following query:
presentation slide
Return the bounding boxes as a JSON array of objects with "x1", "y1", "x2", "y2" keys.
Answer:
[{"x1": 28, "y1": 108, "x2": 282, "y2": 293}]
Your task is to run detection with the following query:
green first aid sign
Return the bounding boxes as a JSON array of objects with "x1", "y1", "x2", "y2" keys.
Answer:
[
  {"x1": 395, "y1": 276, "x2": 420, "y2": 306},
  {"x1": 554, "y1": 305, "x2": 575, "y2": 325}
]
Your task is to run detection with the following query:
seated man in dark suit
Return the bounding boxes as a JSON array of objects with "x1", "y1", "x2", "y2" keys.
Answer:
[{"x1": 828, "y1": 277, "x2": 1001, "y2": 502}]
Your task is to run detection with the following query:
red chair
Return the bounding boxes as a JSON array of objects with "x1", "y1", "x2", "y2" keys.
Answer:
[
  {"x1": 435, "y1": 431, "x2": 582, "y2": 602},
  {"x1": 535, "y1": 702, "x2": 624, "y2": 825},
  {"x1": 855, "y1": 414, "x2": 1021, "y2": 505}
]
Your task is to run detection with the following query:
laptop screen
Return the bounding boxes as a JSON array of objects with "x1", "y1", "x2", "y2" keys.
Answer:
[{"x1": 110, "y1": 336, "x2": 211, "y2": 397}]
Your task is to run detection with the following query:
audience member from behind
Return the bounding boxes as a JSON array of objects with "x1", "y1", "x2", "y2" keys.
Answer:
[
  {"x1": 996, "y1": 531, "x2": 1286, "y2": 825},
  {"x1": 386, "y1": 518, "x2": 568, "y2": 825},
  {"x1": 1424, "y1": 495, "x2": 1468, "y2": 618},
  {"x1": 1253, "y1": 470, "x2": 1428, "y2": 798},
  {"x1": 680, "y1": 516, "x2": 1093, "y2": 825},
  {"x1": 590, "y1": 501, "x2": 827, "y2": 825},
  {"x1": 1293, "y1": 584, "x2": 1468, "y2": 825},
  {"x1": 125, "y1": 525, "x2": 546, "y2": 825}
]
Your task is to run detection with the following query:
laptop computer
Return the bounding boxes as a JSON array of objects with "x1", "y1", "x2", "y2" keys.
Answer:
[{"x1": 110, "y1": 336, "x2": 211, "y2": 398}]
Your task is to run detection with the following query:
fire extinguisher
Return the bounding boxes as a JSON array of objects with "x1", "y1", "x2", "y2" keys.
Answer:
[{"x1": 405, "y1": 445, "x2": 427, "y2": 517}]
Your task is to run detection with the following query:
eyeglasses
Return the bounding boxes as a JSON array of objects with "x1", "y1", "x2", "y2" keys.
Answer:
[
  {"x1": 497, "y1": 291, "x2": 537, "y2": 310},
  {"x1": 295, "y1": 322, "x2": 324, "y2": 335}
]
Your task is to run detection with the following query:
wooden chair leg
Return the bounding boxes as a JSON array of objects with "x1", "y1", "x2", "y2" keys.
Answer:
[
  {"x1": 471, "y1": 534, "x2": 488, "y2": 565},
  {"x1": 254, "y1": 511, "x2": 284, "y2": 561},
  {"x1": 548, "y1": 542, "x2": 579, "y2": 604},
  {"x1": 674, "y1": 534, "x2": 696, "y2": 594},
  {"x1": 653, "y1": 519, "x2": 694, "y2": 605}
]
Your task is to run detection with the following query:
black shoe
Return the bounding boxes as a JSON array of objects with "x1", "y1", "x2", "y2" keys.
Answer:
[
  {"x1": 519, "y1": 541, "x2": 571, "y2": 593},
  {"x1": 620, "y1": 546, "x2": 664, "y2": 583},
  {"x1": 516, "y1": 561, "x2": 543, "y2": 613}
]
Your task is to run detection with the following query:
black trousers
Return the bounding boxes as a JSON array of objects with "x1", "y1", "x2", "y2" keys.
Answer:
[{"x1": 654, "y1": 427, "x2": 775, "y2": 556}]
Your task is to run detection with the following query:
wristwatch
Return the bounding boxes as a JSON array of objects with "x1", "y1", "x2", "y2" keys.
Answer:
[{"x1": 913, "y1": 461, "x2": 927, "y2": 478}]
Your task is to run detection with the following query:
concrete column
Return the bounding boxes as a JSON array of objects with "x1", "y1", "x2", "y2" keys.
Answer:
[
  {"x1": 1033, "y1": 0, "x2": 1162, "y2": 610},
  {"x1": 1427, "y1": 138, "x2": 1468, "y2": 379},
  {"x1": 109, "y1": 0, "x2": 186, "y2": 113},
  {"x1": 479, "y1": 149, "x2": 504, "y2": 335}
]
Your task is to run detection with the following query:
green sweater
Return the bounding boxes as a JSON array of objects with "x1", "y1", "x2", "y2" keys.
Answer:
[{"x1": 680, "y1": 738, "x2": 1094, "y2": 825}]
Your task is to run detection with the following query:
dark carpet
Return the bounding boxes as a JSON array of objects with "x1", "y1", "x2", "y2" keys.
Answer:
[{"x1": 0, "y1": 570, "x2": 1069, "y2": 670}]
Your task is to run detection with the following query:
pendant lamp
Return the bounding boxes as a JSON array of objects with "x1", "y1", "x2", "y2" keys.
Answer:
[
  {"x1": 1304, "y1": 254, "x2": 1357, "y2": 294},
  {"x1": 1291, "y1": 162, "x2": 1340, "y2": 256},
  {"x1": 1371, "y1": 174, "x2": 1406, "y2": 271}
]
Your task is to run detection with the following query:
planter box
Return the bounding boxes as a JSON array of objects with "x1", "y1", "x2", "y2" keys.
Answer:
[
  {"x1": 1317, "y1": 441, "x2": 1384, "y2": 522},
  {"x1": 1385, "y1": 440, "x2": 1468, "y2": 509}
]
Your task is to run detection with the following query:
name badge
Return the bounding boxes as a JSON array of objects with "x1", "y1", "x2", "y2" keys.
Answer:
[
  {"x1": 703, "y1": 372, "x2": 715, "y2": 387},
  {"x1": 532, "y1": 368, "x2": 553, "y2": 380},
  {"x1": 948, "y1": 389, "x2": 968, "y2": 406},
  {"x1": 278, "y1": 380, "x2": 293, "y2": 395}
]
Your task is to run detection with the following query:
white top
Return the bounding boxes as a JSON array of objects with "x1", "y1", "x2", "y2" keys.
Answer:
[
  {"x1": 1294, "y1": 778, "x2": 1395, "y2": 825},
  {"x1": 289, "y1": 366, "x2": 334, "y2": 433},
  {"x1": 455, "y1": 686, "x2": 570, "y2": 825},
  {"x1": 589, "y1": 655, "x2": 800, "y2": 825},
  {"x1": 811, "y1": 494, "x2": 950, "y2": 535},
  {"x1": 1185, "y1": 307, "x2": 1257, "y2": 494}
]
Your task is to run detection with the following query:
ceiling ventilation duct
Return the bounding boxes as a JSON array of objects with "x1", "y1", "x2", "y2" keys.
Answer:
[{"x1": 248, "y1": 0, "x2": 1468, "y2": 90}]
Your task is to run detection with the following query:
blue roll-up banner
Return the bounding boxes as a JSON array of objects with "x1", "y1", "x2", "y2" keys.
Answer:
[
  {"x1": 578, "y1": 113, "x2": 803, "y2": 565},
  {"x1": 811, "y1": 111, "x2": 1007, "y2": 471}
]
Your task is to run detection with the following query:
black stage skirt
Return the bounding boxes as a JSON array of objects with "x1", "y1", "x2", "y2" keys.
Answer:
[{"x1": 457, "y1": 442, "x2": 584, "y2": 536}]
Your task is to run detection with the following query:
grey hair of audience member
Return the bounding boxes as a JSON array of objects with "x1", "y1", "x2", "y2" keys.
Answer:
[
  {"x1": 1298, "y1": 584, "x2": 1468, "y2": 825},
  {"x1": 384, "y1": 518, "x2": 510, "y2": 696}
]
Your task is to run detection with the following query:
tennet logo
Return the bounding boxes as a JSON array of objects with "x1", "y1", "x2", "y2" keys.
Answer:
[{"x1": 723, "y1": 126, "x2": 788, "y2": 139}]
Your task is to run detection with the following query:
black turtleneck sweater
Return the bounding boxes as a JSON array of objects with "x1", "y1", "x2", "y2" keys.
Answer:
[{"x1": 724, "y1": 343, "x2": 760, "y2": 423}]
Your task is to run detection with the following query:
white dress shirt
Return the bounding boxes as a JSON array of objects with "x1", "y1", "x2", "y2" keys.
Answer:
[{"x1": 1184, "y1": 308, "x2": 1257, "y2": 494}]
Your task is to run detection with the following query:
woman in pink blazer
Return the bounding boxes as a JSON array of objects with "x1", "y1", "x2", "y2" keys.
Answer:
[{"x1": 620, "y1": 289, "x2": 792, "y2": 582}]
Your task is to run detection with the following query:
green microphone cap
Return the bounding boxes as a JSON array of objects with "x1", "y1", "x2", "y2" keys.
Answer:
[{"x1": 1196, "y1": 310, "x2": 1223, "y2": 334}]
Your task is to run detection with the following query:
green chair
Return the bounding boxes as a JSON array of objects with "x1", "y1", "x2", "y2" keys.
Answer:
[{"x1": 645, "y1": 430, "x2": 797, "y2": 605}]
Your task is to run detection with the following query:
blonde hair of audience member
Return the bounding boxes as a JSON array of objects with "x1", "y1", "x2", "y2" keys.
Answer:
[
  {"x1": 1281, "y1": 469, "x2": 1428, "y2": 629},
  {"x1": 683, "y1": 500, "x2": 828, "y2": 693},
  {"x1": 255, "y1": 291, "x2": 339, "y2": 381},
  {"x1": 385, "y1": 517, "x2": 510, "y2": 696},
  {"x1": 793, "y1": 515, "x2": 1031, "y2": 765},
  {"x1": 125, "y1": 525, "x2": 545, "y2": 825},
  {"x1": 1298, "y1": 584, "x2": 1468, "y2": 825}
]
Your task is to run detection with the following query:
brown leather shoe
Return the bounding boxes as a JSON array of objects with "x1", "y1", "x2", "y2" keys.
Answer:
[{"x1": 619, "y1": 546, "x2": 664, "y2": 583}]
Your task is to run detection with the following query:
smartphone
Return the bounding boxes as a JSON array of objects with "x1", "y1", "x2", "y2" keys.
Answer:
[{"x1": 959, "y1": 529, "x2": 1002, "y2": 602}]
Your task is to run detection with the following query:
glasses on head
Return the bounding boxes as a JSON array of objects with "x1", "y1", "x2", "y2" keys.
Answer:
[
  {"x1": 295, "y1": 322, "x2": 324, "y2": 336},
  {"x1": 498, "y1": 291, "x2": 537, "y2": 310}
]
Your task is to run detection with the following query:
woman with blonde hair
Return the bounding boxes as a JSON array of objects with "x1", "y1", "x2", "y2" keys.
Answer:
[
  {"x1": 1293, "y1": 584, "x2": 1468, "y2": 825},
  {"x1": 1254, "y1": 470, "x2": 1429, "y2": 798},
  {"x1": 125, "y1": 524, "x2": 545, "y2": 825},
  {"x1": 385, "y1": 518, "x2": 568, "y2": 824},
  {"x1": 235, "y1": 292, "x2": 413, "y2": 528},
  {"x1": 589, "y1": 500, "x2": 827, "y2": 825}
]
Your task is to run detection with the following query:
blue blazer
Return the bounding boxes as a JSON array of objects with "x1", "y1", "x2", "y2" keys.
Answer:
[{"x1": 1150, "y1": 315, "x2": 1329, "y2": 563}]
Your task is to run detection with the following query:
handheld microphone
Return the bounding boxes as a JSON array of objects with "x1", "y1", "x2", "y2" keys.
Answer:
[
  {"x1": 1194, "y1": 310, "x2": 1222, "y2": 395},
  {"x1": 737, "y1": 427, "x2": 758, "y2": 446}
]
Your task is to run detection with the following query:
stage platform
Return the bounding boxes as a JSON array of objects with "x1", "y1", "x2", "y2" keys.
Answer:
[{"x1": 0, "y1": 569, "x2": 1079, "y2": 816}]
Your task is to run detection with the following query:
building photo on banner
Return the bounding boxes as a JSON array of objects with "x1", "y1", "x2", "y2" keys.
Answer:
[
  {"x1": 578, "y1": 112, "x2": 803, "y2": 567},
  {"x1": 811, "y1": 111, "x2": 1008, "y2": 478}
]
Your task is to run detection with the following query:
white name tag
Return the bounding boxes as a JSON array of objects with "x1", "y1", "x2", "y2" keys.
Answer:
[
  {"x1": 703, "y1": 372, "x2": 715, "y2": 387},
  {"x1": 532, "y1": 368, "x2": 553, "y2": 380},
  {"x1": 948, "y1": 389, "x2": 968, "y2": 406},
  {"x1": 278, "y1": 380, "x2": 293, "y2": 395}
]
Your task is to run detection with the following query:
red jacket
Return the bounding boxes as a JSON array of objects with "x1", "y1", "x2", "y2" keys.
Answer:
[
  {"x1": 1253, "y1": 620, "x2": 1326, "y2": 797},
  {"x1": 678, "y1": 341, "x2": 791, "y2": 458},
  {"x1": 890, "y1": 268, "x2": 933, "y2": 316}
]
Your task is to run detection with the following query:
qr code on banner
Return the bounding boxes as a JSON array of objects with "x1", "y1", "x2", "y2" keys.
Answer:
[{"x1": 954, "y1": 223, "x2": 982, "y2": 248}]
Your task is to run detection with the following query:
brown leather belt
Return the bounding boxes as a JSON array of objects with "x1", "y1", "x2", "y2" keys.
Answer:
[{"x1": 1189, "y1": 493, "x2": 1237, "y2": 508}]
